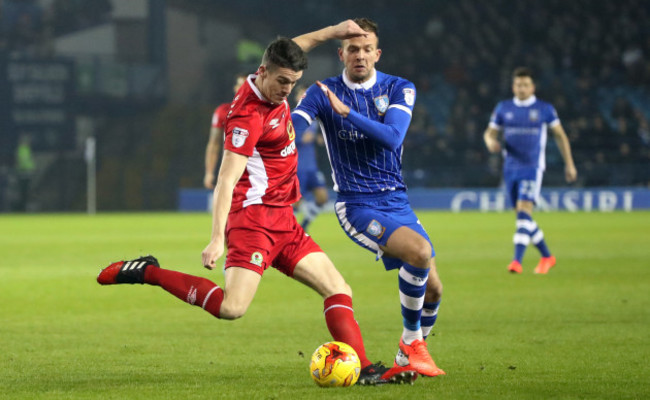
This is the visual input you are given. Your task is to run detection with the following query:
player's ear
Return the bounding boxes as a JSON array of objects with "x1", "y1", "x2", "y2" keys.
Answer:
[
  {"x1": 337, "y1": 47, "x2": 344, "y2": 61},
  {"x1": 376, "y1": 48, "x2": 382, "y2": 62},
  {"x1": 257, "y1": 65, "x2": 266, "y2": 77}
]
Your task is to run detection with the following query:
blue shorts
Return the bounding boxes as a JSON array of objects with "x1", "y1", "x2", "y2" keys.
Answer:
[
  {"x1": 297, "y1": 168, "x2": 326, "y2": 194},
  {"x1": 334, "y1": 190, "x2": 434, "y2": 270},
  {"x1": 504, "y1": 168, "x2": 544, "y2": 206}
]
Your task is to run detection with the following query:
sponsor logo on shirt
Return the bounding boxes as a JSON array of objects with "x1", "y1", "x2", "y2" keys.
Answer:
[
  {"x1": 374, "y1": 95, "x2": 389, "y2": 115},
  {"x1": 269, "y1": 118, "x2": 280, "y2": 129},
  {"x1": 287, "y1": 120, "x2": 295, "y2": 141},
  {"x1": 367, "y1": 219, "x2": 386, "y2": 239},
  {"x1": 337, "y1": 129, "x2": 365, "y2": 141},
  {"x1": 281, "y1": 141, "x2": 296, "y2": 157},
  {"x1": 232, "y1": 127, "x2": 249, "y2": 148},
  {"x1": 403, "y1": 88, "x2": 415, "y2": 106}
]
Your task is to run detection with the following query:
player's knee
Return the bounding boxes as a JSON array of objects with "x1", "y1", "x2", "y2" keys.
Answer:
[
  {"x1": 410, "y1": 243, "x2": 432, "y2": 268},
  {"x1": 218, "y1": 302, "x2": 248, "y2": 320}
]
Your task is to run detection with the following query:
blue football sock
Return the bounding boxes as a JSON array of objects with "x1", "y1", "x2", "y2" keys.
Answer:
[
  {"x1": 530, "y1": 225, "x2": 551, "y2": 257},
  {"x1": 398, "y1": 263, "x2": 428, "y2": 343},
  {"x1": 513, "y1": 211, "x2": 533, "y2": 262},
  {"x1": 421, "y1": 300, "x2": 440, "y2": 339}
]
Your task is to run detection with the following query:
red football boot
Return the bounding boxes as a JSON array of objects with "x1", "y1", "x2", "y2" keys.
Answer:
[{"x1": 97, "y1": 255, "x2": 159, "y2": 285}]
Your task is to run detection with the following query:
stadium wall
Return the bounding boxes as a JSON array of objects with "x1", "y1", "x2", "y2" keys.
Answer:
[{"x1": 178, "y1": 187, "x2": 650, "y2": 212}]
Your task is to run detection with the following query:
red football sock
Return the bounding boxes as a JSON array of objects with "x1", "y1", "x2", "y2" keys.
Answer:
[
  {"x1": 145, "y1": 267, "x2": 224, "y2": 318},
  {"x1": 323, "y1": 294, "x2": 371, "y2": 369}
]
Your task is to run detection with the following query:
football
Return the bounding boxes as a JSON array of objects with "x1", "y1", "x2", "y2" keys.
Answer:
[{"x1": 309, "y1": 341, "x2": 361, "y2": 387}]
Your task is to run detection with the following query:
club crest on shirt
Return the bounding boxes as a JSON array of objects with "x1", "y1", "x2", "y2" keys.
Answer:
[
  {"x1": 366, "y1": 219, "x2": 385, "y2": 239},
  {"x1": 287, "y1": 120, "x2": 295, "y2": 141},
  {"x1": 374, "y1": 95, "x2": 389, "y2": 115},
  {"x1": 232, "y1": 127, "x2": 249, "y2": 148},
  {"x1": 249, "y1": 251, "x2": 264, "y2": 267},
  {"x1": 505, "y1": 112, "x2": 514, "y2": 120},
  {"x1": 529, "y1": 109, "x2": 539, "y2": 122},
  {"x1": 403, "y1": 88, "x2": 415, "y2": 106}
]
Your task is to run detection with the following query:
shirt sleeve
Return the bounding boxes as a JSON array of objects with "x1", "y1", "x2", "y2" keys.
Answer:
[
  {"x1": 547, "y1": 104, "x2": 561, "y2": 127},
  {"x1": 345, "y1": 82, "x2": 415, "y2": 151},
  {"x1": 291, "y1": 84, "x2": 321, "y2": 137},
  {"x1": 224, "y1": 109, "x2": 263, "y2": 157},
  {"x1": 489, "y1": 103, "x2": 503, "y2": 130},
  {"x1": 346, "y1": 107, "x2": 411, "y2": 150}
]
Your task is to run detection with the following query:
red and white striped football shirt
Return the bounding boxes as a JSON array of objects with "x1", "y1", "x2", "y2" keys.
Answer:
[{"x1": 223, "y1": 74, "x2": 300, "y2": 212}]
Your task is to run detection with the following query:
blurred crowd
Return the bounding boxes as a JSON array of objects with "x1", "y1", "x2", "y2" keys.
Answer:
[
  {"x1": 2, "y1": 0, "x2": 649, "y2": 201},
  {"x1": 393, "y1": 0, "x2": 650, "y2": 187},
  {"x1": 0, "y1": 0, "x2": 111, "y2": 54}
]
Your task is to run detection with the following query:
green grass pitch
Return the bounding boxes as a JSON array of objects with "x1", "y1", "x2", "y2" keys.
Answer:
[{"x1": 1, "y1": 211, "x2": 649, "y2": 399}]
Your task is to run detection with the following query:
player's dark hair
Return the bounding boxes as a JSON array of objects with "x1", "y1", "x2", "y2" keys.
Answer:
[
  {"x1": 513, "y1": 67, "x2": 534, "y2": 81},
  {"x1": 262, "y1": 37, "x2": 308, "y2": 72}
]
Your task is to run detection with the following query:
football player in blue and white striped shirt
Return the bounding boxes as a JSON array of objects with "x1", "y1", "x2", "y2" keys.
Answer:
[
  {"x1": 484, "y1": 67, "x2": 577, "y2": 274},
  {"x1": 293, "y1": 18, "x2": 445, "y2": 378}
]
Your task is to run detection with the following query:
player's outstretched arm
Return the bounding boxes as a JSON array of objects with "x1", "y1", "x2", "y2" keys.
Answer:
[
  {"x1": 315, "y1": 81, "x2": 410, "y2": 150},
  {"x1": 483, "y1": 126, "x2": 501, "y2": 153},
  {"x1": 202, "y1": 150, "x2": 248, "y2": 270},
  {"x1": 550, "y1": 124, "x2": 577, "y2": 182},
  {"x1": 292, "y1": 20, "x2": 366, "y2": 52}
]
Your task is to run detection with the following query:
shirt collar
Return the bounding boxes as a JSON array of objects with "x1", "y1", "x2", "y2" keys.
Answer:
[
  {"x1": 342, "y1": 68, "x2": 377, "y2": 90},
  {"x1": 513, "y1": 95, "x2": 537, "y2": 107}
]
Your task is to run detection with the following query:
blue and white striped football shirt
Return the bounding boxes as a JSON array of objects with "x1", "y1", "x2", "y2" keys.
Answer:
[
  {"x1": 292, "y1": 70, "x2": 415, "y2": 196},
  {"x1": 489, "y1": 95, "x2": 560, "y2": 172}
]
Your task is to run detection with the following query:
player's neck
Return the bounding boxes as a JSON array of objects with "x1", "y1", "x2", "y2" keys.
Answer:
[
  {"x1": 252, "y1": 75, "x2": 277, "y2": 104},
  {"x1": 513, "y1": 95, "x2": 536, "y2": 107},
  {"x1": 342, "y1": 68, "x2": 377, "y2": 90}
]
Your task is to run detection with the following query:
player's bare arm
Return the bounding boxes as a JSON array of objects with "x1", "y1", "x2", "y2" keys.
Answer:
[
  {"x1": 292, "y1": 20, "x2": 367, "y2": 52},
  {"x1": 202, "y1": 150, "x2": 249, "y2": 269},
  {"x1": 204, "y1": 126, "x2": 224, "y2": 189},
  {"x1": 483, "y1": 126, "x2": 501, "y2": 153},
  {"x1": 550, "y1": 123, "x2": 578, "y2": 182}
]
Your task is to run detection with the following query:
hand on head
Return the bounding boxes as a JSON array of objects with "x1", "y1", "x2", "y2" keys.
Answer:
[{"x1": 331, "y1": 20, "x2": 367, "y2": 40}]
